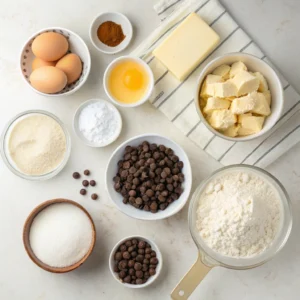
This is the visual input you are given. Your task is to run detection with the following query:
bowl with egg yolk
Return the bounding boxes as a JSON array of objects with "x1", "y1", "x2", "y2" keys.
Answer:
[{"x1": 103, "y1": 56, "x2": 154, "y2": 107}]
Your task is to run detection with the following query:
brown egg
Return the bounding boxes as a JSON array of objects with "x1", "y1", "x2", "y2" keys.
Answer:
[
  {"x1": 32, "y1": 57, "x2": 56, "y2": 71},
  {"x1": 30, "y1": 66, "x2": 67, "y2": 94},
  {"x1": 56, "y1": 53, "x2": 82, "y2": 84},
  {"x1": 32, "y1": 32, "x2": 69, "y2": 61}
]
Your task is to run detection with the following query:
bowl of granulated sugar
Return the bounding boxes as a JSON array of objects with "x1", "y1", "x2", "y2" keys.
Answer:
[{"x1": 23, "y1": 199, "x2": 96, "y2": 273}]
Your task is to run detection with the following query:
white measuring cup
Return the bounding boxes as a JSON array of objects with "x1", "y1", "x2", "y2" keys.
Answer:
[{"x1": 171, "y1": 165, "x2": 292, "y2": 300}]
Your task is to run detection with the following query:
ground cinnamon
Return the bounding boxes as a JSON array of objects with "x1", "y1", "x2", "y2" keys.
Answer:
[{"x1": 97, "y1": 21, "x2": 126, "y2": 47}]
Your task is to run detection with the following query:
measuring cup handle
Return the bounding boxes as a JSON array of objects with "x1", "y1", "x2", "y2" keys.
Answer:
[{"x1": 171, "y1": 252, "x2": 212, "y2": 300}]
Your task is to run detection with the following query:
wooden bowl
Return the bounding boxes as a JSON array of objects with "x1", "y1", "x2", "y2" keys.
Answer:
[{"x1": 23, "y1": 198, "x2": 96, "y2": 273}]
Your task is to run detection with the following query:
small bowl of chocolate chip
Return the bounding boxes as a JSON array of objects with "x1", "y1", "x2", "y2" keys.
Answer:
[
  {"x1": 105, "y1": 134, "x2": 192, "y2": 220},
  {"x1": 109, "y1": 236, "x2": 163, "y2": 288}
]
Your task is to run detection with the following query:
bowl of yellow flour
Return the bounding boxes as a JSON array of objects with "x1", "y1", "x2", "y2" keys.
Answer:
[{"x1": 1, "y1": 110, "x2": 71, "y2": 180}]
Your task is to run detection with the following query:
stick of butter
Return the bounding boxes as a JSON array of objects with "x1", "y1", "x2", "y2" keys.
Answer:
[{"x1": 153, "y1": 13, "x2": 220, "y2": 81}]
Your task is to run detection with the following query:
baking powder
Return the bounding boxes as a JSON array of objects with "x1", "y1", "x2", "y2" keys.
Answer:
[
  {"x1": 196, "y1": 171, "x2": 282, "y2": 257},
  {"x1": 79, "y1": 101, "x2": 120, "y2": 144},
  {"x1": 29, "y1": 203, "x2": 93, "y2": 267}
]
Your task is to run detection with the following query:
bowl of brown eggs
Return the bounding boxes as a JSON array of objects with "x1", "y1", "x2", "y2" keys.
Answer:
[{"x1": 20, "y1": 27, "x2": 91, "y2": 97}]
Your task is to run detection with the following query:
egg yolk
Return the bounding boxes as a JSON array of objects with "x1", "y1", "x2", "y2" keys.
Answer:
[
  {"x1": 108, "y1": 60, "x2": 150, "y2": 104},
  {"x1": 123, "y1": 68, "x2": 143, "y2": 90}
]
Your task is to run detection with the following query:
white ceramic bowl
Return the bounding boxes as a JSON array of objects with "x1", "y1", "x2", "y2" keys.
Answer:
[
  {"x1": 73, "y1": 98, "x2": 122, "y2": 147},
  {"x1": 90, "y1": 12, "x2": 133, "y2": 54},
  {"x1": 109, "y1": 235, "x2": 163, "y2": 288},
  {"x1": 105, "y1": 134, "x2": 192, "y2": 220},
  {"x1": 20, "y1": 27, "x2": 91, "y2": 97},
  {"x1": 103, "y1": 56, "x2": 154, "y2": 107},
  {"x1": 194, "y1": 52, "x2": 284, "y2": 141}
]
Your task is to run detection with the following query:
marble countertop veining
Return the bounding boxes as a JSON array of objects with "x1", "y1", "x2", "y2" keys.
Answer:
[{"x1": 0, "y1": 0, "x2": 299, "y2": 299}]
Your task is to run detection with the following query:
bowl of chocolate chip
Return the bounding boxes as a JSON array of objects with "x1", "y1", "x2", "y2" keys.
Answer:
[
  {"x1": 109, "y1": 236, "x2": 163, "y2": 288},
  {"x1": 105, "y1": 133, "x2": 192, "y2": 220}
]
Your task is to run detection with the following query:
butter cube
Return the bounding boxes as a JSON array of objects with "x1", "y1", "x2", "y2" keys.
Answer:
[
  {"x1": 230, "y1": 94, "x2": 255, "y2": 115},
  {"x1": 222, "y1": 124, "x2": 240, "y2": 137},
  {"x1": 208, "y1": 109, "x2": 237, "y2": 130},
  {"x1": 250, "y1": 92, "x2": 271, "y2": 116},
  {"x1": 263, "y1": 90, "x2": 272, "y2": 106},
  {"x1": 204, "y1": 97, "x2": 231, "y2": 114},
  {"x1": 238, "y1": 113, "x2": 252, "y2": 123},
  {"x1": 153, "y1": 13, "x2": 220, "y2": 81},
  {"x1": 212, "y1": 64, "x2": 231, "y2": 79},
  {"x1": 238, "y1": 114, "x2": 265, "y2": 136},
  {"x1": 254, "y1": 72, "x2": 269, "y2": 92},
  {"x1": 200, "y1": 75, "x2": 223, "y2": 97},
  {"x1": 213, "y1": 81, "x2": 237, "y2": 98},
  {"x1": 230, "y1": 61, "x2": 247, "y2": 78},
  {"x1": 206, "y1": 74, "x2": 223, "y2": 84},
  {"x1": 199, "y1": 97, "x2": 207, "y2": 110},
  {"x1": 231, "y1": 71, "x2": 259, "y2": 96}
]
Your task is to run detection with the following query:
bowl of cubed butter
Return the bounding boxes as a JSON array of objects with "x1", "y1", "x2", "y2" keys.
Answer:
[{"x1": 195, "y1": 52, "x2": 283, "y2": 141}]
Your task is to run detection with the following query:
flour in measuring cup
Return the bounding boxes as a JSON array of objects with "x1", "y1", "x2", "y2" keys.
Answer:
[{"x1": 196, "y1": 171, "x2": 282, "y2": 257}]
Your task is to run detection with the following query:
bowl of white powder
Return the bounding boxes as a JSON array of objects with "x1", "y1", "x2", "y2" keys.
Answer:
[
  {"x1": 191, "y1": 165, "x2": 292, "y2": 268},
  {"x1": 73, "y1": 98, "x2": 122, "y2": 147},
  {"x1": 23, "y1": 199, "x2": 96, "y2": 273},
  {"x1": 1, "y1": 110, "x2": 71, "y2": 180},
  {"x1": 171, "y1": 165, "x2": 292, "y2": 300}
]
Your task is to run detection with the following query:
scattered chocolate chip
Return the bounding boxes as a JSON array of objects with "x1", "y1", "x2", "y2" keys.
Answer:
[
  {"x1": 90, "y1": 180, "x2": 96, "y2": 186},
  {"x1": 91, "y1": 193, "x2": 98, "y2": 200},
  {"x1": 84, "y1": 169, "x2": 90, "y2": 176},
  {"x1": 80, "y1": 189, "x2": 86, "y2": 195},
  {"x1": 73, "y1": 172, "x2": 80, "y2": 179},
  {"x1": 82, "y1": 180, "x2": 89, "y2": 187}
]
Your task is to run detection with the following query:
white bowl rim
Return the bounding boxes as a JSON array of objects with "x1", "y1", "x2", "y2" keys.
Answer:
[
  {"x1": 73, "y1": 98, "x2": 122, "y2": 148},
  {"x1": 105, "y1": 133, "x2": 192, "y2": 220},
  {"x1": 194, "y1": 52, "x2": 284, "y2": 142},
  {"x1": 20, "y1": 26, "x2": 91, "y2": 97},
  {"x1": 103, "y1": 56, "x2": 155, "y2": 108},
  {"x1": 109, "y1": 235, "x2": 163, "y2": 288},
  {"x1": 89, "y1": 12, "x2": 133, "y2": 54}
]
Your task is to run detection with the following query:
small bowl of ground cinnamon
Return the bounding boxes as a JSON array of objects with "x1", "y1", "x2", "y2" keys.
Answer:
[{"x1": 90, "y1": 12, "x2": 133, "y2": 54}]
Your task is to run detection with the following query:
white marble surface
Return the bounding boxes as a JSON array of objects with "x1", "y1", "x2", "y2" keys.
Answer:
[{"x1": 0, "y1": 0, "x2": 299, "y2": 299}]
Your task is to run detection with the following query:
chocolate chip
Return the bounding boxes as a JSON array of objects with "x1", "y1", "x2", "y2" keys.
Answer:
[
  {"x1": 80, "y1": 189, "x2": 86, "y2": 195},
  {"x1": 90, "y1": 180, "x2": 96, "y2": 186},
  {"x1": 123, "y1": 275, "x2": 131, "y2": 283},
  {"x1": 82, "y1": 180, "x2": 89, "y2": 187},
  {"x1": 91, "y1": 193, "x2": 98, "y2": 200},
  {"x1": 115, "y1": 252, "x2": 122, "y2": 261},
  {"x1": 136, "y1": 270, "x2": 144, "y2": 278},
  {"x1": 73, "y1": 172, "x2": 80, "y2": 179},
  {"x1": 120, "y1": 244, "x2": 127, "y2": 252},
  {"x1": 128, "y1": 260, "x2": 135, "y2": 268},
  {"x1": 119, "y1": 270, "x2": 126, "y2": 278},
  {"x1": 118, "y1": 260, "x2": 128, "y2": 270},
  {"x1": 149, "y1": 268, "x2": 156, "y2": 276},
  {"x1": 150, "y1": 257, "x2": 158, "y2": 265},
  {"x1": 123, "y1": 251, "x2": 131, "y2": 259},
  {"x1": 84, "y1": 169, "x2": 90, "y2": 176}
]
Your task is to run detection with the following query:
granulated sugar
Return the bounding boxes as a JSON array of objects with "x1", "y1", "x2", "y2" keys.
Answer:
[
  {"x1": 196, "y1": 170, "x2": 282, "y2": 258},
  {"x1": 29, "y1": 203, "x2": 93, "y2": 267}
]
